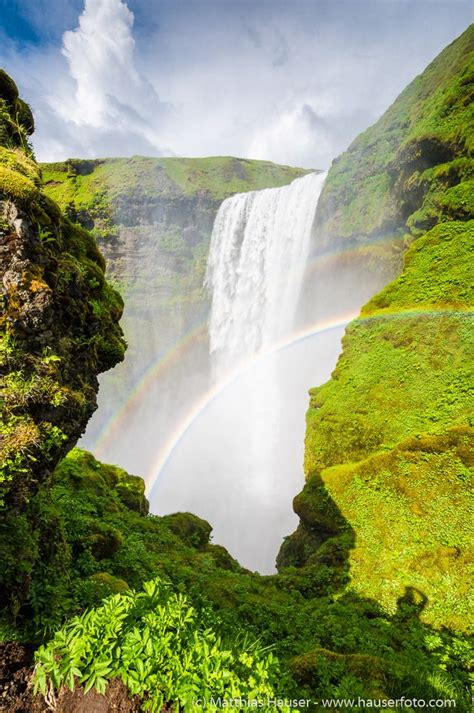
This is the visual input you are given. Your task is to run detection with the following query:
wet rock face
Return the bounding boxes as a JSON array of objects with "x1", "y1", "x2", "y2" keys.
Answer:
[{"x1": 0, "y1": 73, "x2": 126, "y2": 507}]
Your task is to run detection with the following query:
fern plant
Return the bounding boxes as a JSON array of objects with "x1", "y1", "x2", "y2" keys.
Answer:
[{"x1": 34, "y1": 577, "x2": 281, "y2": 711}]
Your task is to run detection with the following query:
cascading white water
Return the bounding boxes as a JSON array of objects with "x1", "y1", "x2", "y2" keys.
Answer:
[
  {"x1": 203, "y1": 170, "x2": 327, "y2": 517},
  {"x1": 205, "y1": 171, "x2": 327, "y2": 378},
  {"x1": 154, "y1": 169, "x2": 347, "y2": 572}
]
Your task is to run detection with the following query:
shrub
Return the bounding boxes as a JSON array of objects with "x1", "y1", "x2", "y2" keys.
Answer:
[{"x1": 34, "y1": 577, "x2": 279, "y2": 712}]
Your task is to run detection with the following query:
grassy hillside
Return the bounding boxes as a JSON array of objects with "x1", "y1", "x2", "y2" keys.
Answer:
[
  {"x1": 41, "y1": 155, "x2": 309, "y2": 241},
  {"x1": 42, "y1": 155, "x2": 309, "y2": 203},
  {"x1": 279, "y1": 26, "x2": 474, "y2": 634},
  {"x1": 315, "y1": 24, "x2": 473, "y2": 246},
  {"x1": 282, "y1": 220, "x2": 473, "y2": 629}
]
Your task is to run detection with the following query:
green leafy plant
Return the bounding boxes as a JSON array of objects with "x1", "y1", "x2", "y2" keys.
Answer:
[{"x1": 34, "y1": 577, "x2": 279, "y2": 711}]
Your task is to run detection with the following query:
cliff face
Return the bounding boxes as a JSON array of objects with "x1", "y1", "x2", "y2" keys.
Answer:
[
  {"x1": 0, "y1": 71, "x2": 125, "y2": 613},
  {"x1": 315, "y1": 25, "x2": 473, "y2": 248},
  {"x1": 278, "y1": 26, "x2": 474, "y2": 630},
  {"x1": 41, "y1": 156, "x2": 309, "y2": 307}
]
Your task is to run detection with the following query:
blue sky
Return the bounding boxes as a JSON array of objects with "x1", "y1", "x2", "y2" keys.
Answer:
[{"x1": 0, "y1": 0, "x2": 472, "y2": 166}]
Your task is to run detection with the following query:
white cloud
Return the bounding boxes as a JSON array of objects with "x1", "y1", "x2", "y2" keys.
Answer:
[
  {"x1": 62, "y1": 0, "x2": 138, "y2": 127},
  {"x1": 1, "y1": 0, "x2": 471, "y2": 165},
  {"x1": 248, "y1": 100, "x2": 335, "y2": 169},
  {"x1": 56, "y1": 0, "x2": 167, "y2": 152}
]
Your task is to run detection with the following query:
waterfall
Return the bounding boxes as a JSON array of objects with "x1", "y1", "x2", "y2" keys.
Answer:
[
  {"x1": 205, "y1": 171, "x2": 327, "y2": 378},
  {"x1": 155, "y1": 170, "x2": 340, "y2": 572}
]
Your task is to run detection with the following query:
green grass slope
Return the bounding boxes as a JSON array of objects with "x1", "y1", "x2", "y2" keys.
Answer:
[
  {"x1": 41, "y1": 155, "x2": 309, "y2": 204},
  {"x1": 288, "y1": 220, "x2": 473, "y2": 629},
  {"x1": 315, "y1": 24, "x2": 473, "y2": 246},
  {"x1": 280, "y1": 26, "x2": 474, "y2": 633}
]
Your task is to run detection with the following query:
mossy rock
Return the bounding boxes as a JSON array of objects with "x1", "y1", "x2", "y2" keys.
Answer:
[
  {"x1": 0, "y1": 71, "x2": 34, "y2": 148},
  {"x1": 52, "y1": 449, "x2": 149, "y2": 514},
  {"x1": 85, "y1": 523, "x2": 124, "y2": 560},
  {"x1": 293, "y1": 476, "x2": 350, "y2": 534},
  {"x1": 0, "y1": 165, "x2": 39, "y2": 203},
  {"x1": 89, "y1": 572, "x2": 129, "y2": 593},
  {"x1": 161, "y1": 512, "x2": 212, "y2": 550},
  {"x1": 277, "y1": 523, "x2": 329, "y2": 570},
  {"x1": 75, "y1": 572, "x2": 130, "y2": 608},
  {"x1": 0, "y1": 147, "x2": 40, "y2": 182},
  {"x1": 0, "y1": 71, "x2": 125, "y2": 618},
  {"x1": 0, "y1": 70, "x2": 19, "y2": 105},
  {"x1": 115, "y1": 476, "x2": 149, "y2": 515},
  {"x1": 205, "y1": 544, "x2": 241, "y2": 572}
]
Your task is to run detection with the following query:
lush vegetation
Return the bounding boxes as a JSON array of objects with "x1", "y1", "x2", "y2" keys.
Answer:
[
  {"x1": 0, "y1": 448, "x2": 243, "y2": 636},
  {"x1": 1, "y1": 448, "x2": 470, "y2": 709},
  {"x1": 0, "y1": 68, "x2": 34, "y2": 153},
  {"x1": 34, "y1": 578, "x2": 278, "y2": 712},
  {"x1": 0, "y1": 74, "x2": 127, "y2": 683},
  {"x1": 0, "y1": 71, "x2": 125, "y2": 507}
]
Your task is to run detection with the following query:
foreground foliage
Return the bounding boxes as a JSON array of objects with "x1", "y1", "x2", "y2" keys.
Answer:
[
  {"x1": 2, "y1": 447, "x2": 470, "y2": 708},
  {"x1": 34, "y1": 578, "x2": 278, "y2": 712}
]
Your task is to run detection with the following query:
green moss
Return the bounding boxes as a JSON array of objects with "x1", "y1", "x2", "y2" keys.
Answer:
[
  {"x1": 307, "y1": 427, "x2": 473, "y2": 629},
  {"x1": 81, "y1": 572, "x2": 130, "y2": 606},
  {"x1": 305, "y1": 309, "x2": 472, "y2": 475},
  {"x1": 0, "y1": 69, "x2": 126, "y2": 639},
  {"x1": 0, "y1": 186, "x2": 126, "y2": 497},
  {"x1": 161, "y1": 512, "x2": 213, "y2": 550},
  {"x1": 0, "y1": 165, "x2": 39, "y2": 202},
  {"x1": 365, "y1": 220, "x2": 473, "y2": 311},
  {"x1": 0, "y1": 147, "x2": 40, "y2": 182},
  {"x1": 0, "y1": 72, "x2": 34, "y2": 152},
  {"x1": 1, "y1": 446, "x2": 471, "y2": 708},
  {"x1": 0, "y1": 70, "x2": 20, "y2": 105}
]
